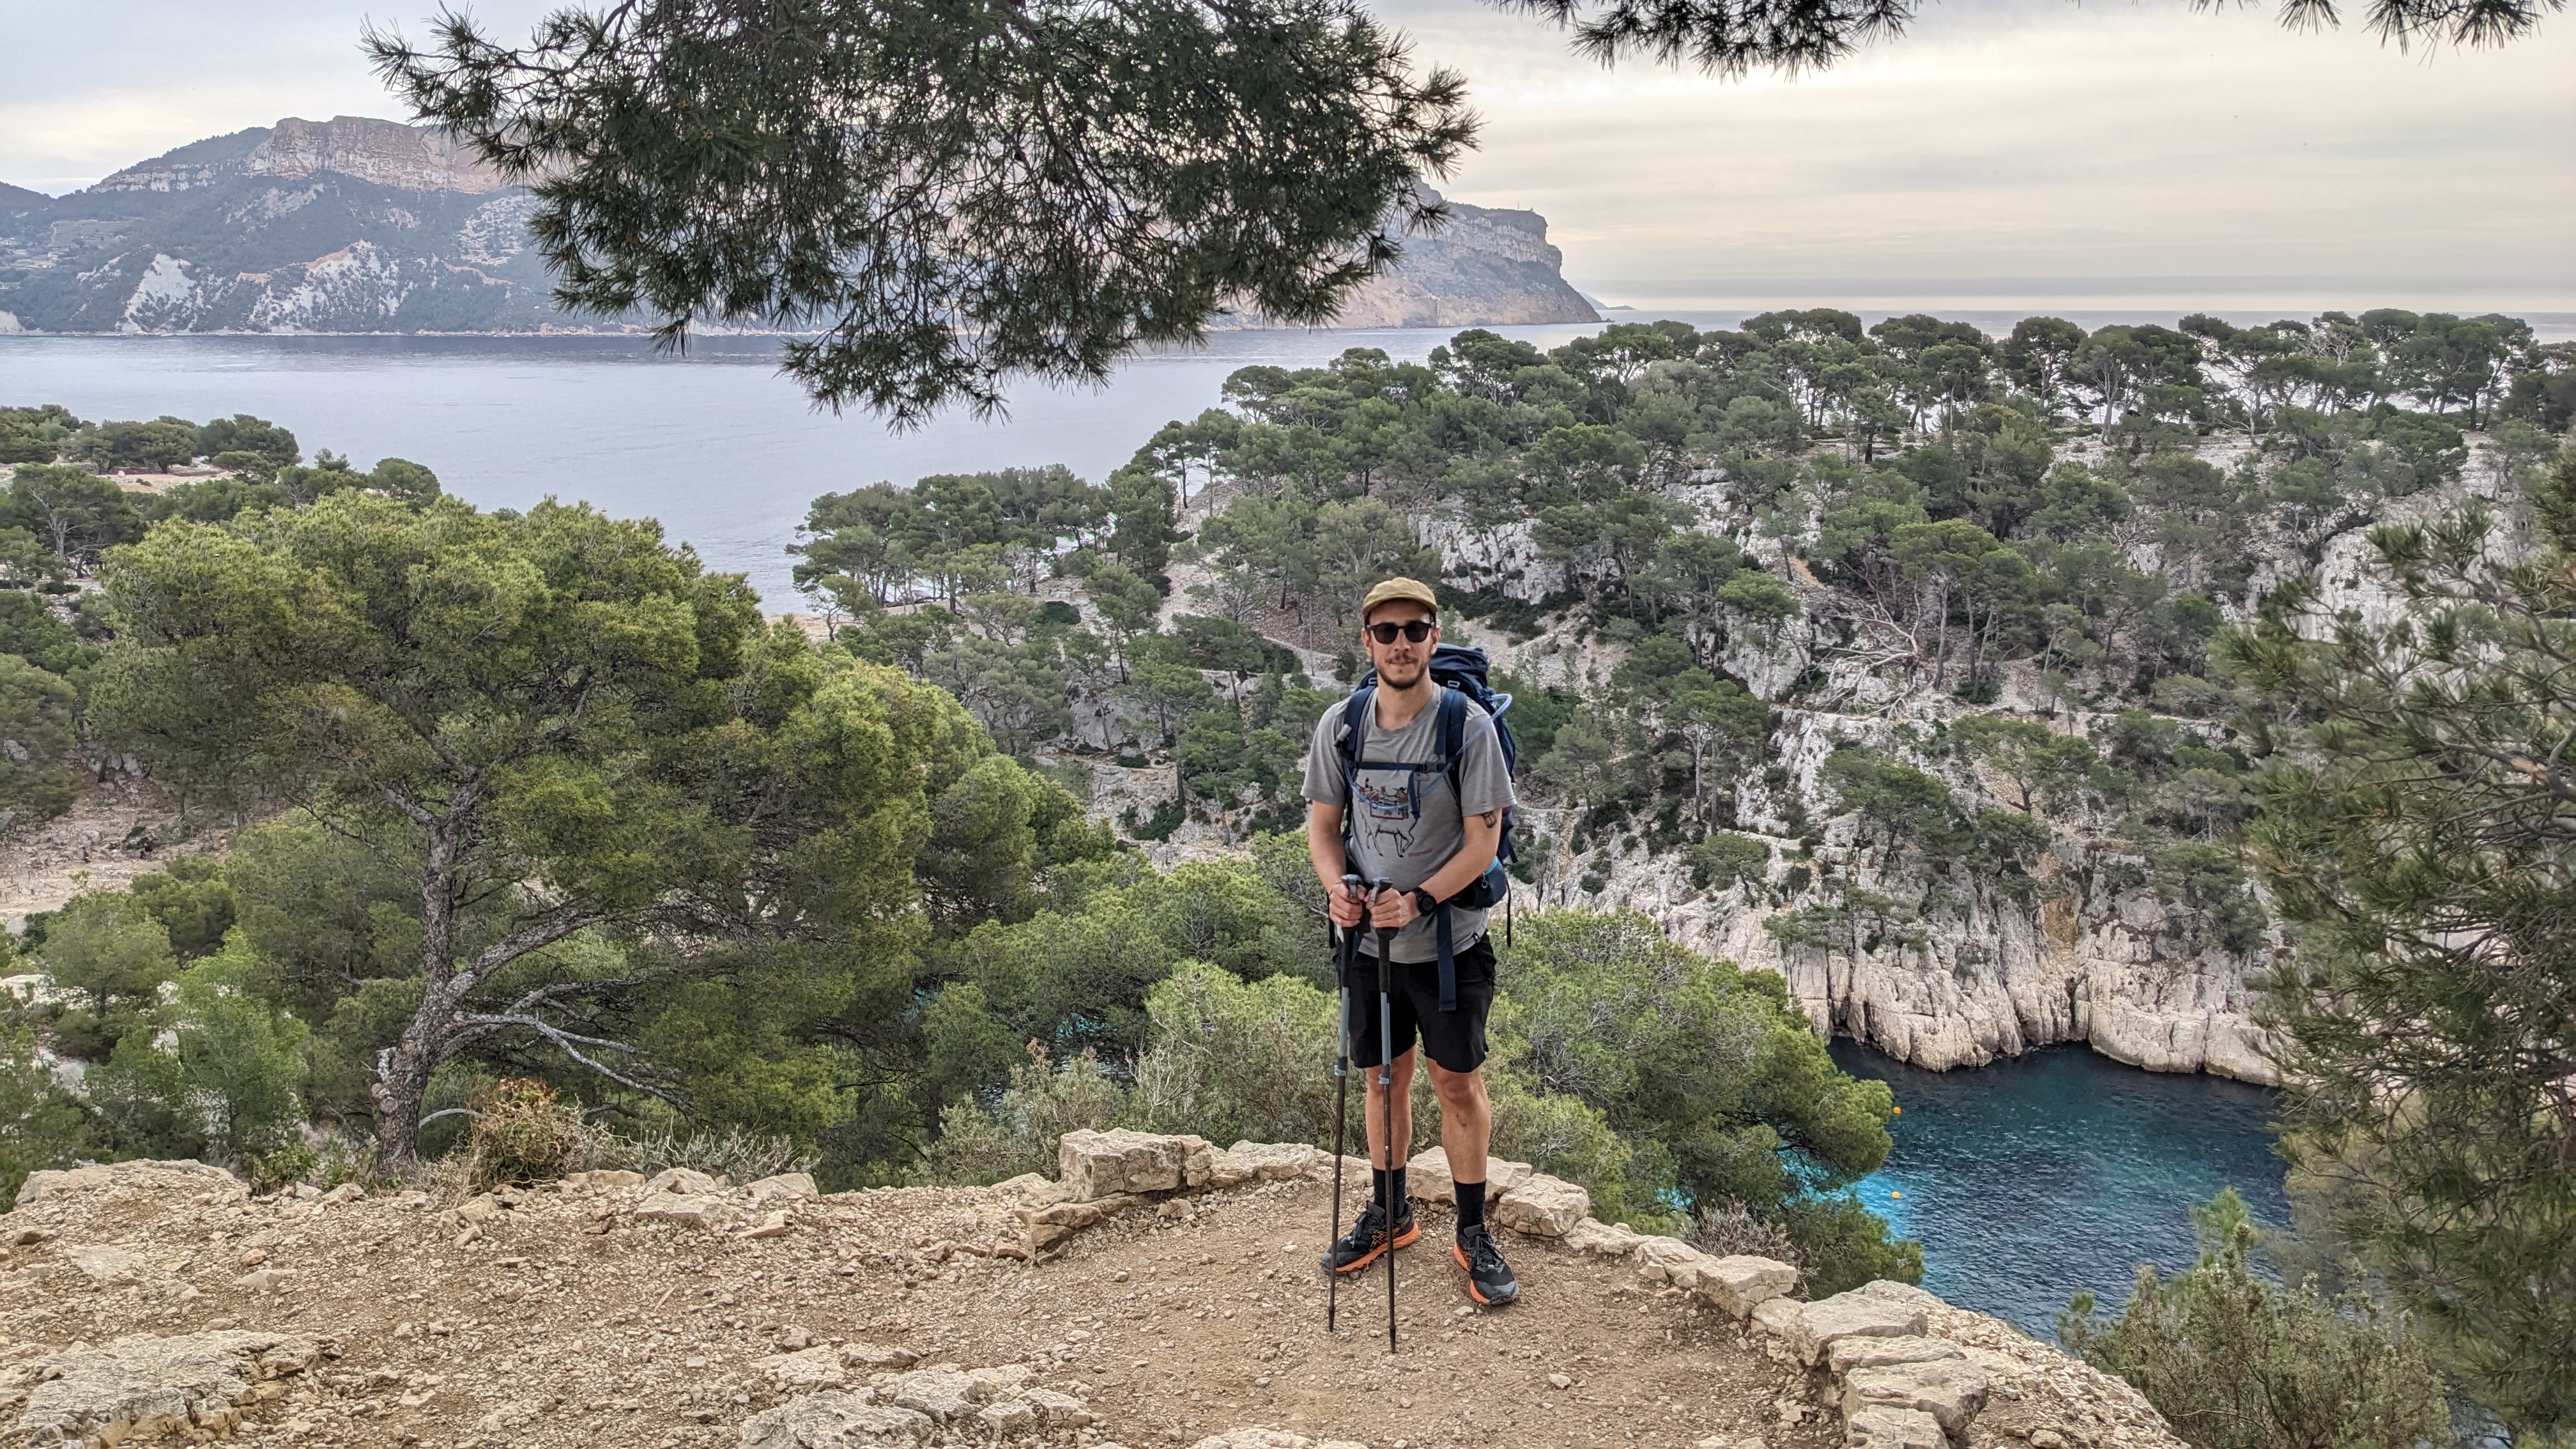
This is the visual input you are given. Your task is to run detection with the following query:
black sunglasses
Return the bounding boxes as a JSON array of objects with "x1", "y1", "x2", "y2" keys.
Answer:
[{"x1": 1365, "y1": 620, "x2": 1436, "y2": 644}]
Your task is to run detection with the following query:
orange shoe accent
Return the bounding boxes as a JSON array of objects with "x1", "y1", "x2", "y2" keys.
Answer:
[
  {"x1": 1453, "y1": 1242, "x2": 1498, "y2": 1305},
  {"x1": 1333, "y1": 1217, "x2": 1421, "y2": 1275}
]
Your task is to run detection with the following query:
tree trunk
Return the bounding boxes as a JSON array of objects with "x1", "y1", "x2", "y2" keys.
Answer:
[{"x1": 371, "y1": 806, "x2": 473, "y2": 1175}]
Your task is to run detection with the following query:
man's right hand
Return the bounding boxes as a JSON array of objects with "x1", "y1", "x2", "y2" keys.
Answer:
[{"x1": 1328, "y1": 882, "x2": 1367, "y2": 928}]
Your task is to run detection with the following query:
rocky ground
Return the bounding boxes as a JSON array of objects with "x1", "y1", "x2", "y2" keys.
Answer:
[{"x1": 1, "y1": 1153, "x2": 2181, "y2": 1449}]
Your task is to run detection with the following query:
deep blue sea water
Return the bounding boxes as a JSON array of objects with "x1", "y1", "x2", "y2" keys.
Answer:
[{"x1": 1828, "y1": 1039, "x2": 2288, "y2": 1336}]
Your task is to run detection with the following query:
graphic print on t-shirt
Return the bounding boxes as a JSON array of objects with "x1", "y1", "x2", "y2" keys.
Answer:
[{"x1": 1354, "y1": 771, "x2": 1434, "y2": 862}]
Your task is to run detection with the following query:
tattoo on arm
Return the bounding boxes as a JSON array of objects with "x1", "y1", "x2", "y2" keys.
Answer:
[{"x1": 1480, "y1": 811, "x2": 1499, "y2": 827}]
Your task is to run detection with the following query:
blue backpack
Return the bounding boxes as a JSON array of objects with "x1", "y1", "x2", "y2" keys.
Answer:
[{"x1": 1333, "y1": 643, "x2": 1519, "y2": 1011}]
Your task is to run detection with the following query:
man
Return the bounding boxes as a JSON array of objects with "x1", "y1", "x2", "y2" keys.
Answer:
[{"x1": 1303, "y1": 576, "x2": 1519, "y2": 1307}]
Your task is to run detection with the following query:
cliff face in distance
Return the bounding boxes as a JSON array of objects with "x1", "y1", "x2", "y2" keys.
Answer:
[
  {"x1": 0, "y1": 116, "x2": 556, "y2": 335},
  {"x1": 1222, "y1": 187, "x2": 1599, "y2": 330},
  {"x1": 0, "y1": 123, "x2": 1594, "y2": 335}
]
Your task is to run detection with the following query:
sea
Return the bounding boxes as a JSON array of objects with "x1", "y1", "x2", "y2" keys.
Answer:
[
  {"x1": 0, "y1": 311, "x2": 2445, "y2": 1337},
  {"x1": 1830, "y1": 1041, "x2": 2288, "y2": 1335}
]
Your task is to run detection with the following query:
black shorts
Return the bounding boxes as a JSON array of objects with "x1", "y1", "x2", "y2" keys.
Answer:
[{"x1": 1342, "y1": 936, "x2": 1496, "y2": 1075}]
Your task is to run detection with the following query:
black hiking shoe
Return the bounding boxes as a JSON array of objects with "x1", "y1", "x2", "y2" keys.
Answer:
[
  {"x1": 1453, "y1": 1222, "x2": 1519, "y2": 1306},
  {"x1": 1321, "y1": 1197, "x2": 1419, "y2": 1275}
]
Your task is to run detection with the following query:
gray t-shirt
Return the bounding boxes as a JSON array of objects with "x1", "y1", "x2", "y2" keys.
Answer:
[{"x1": 1301, "y1": 689, "x2": 1515, "y2": 962}]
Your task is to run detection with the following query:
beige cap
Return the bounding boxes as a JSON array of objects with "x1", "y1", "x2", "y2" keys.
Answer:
[{"x1": 1360, "y1": 576, "x2": 1439, "y2": 622}]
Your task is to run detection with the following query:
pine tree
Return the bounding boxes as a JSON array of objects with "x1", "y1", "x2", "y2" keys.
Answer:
[{"x1": 2223, "y1": 451, "x2": 2576, "y2": 1438}]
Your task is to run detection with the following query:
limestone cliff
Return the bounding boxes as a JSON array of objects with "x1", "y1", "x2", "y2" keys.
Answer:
[{"x1": 1277, "y1": 187, "x2": 1598, "y2": 329}]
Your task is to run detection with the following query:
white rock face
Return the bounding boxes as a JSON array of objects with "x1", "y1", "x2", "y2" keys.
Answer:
[
  {"x1": 19, "y1": 1331, "x2": 318, "y2": 1447},
  {"x1": 1784, "y1": 1287, "x2": 1928, "y2": 1367},
  {"x1": 1058, "y1": 1130, "x2": 1213, "y2": 1199},
  {"x1": 738, "y1": 1393, "x2": 932, "y2": 1448},
  {"x1": 1492, "y1": 1172, "x2": 1591, "y2": 1236},
  {"x1": 1843, "y1": 1356, "x2": 1991, "y2": 1435}
]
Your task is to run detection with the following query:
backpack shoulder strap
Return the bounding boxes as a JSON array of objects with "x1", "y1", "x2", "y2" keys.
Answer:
[{"x1": 1335, "y1": 687, "x2": 1375, "y2": 804}]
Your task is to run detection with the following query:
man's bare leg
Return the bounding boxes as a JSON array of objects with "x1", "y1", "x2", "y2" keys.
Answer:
[
  {"x1": 1427, "y1": 1060, "x2": 1490, "y2": 1186},
  {"x1": 1364, "y1": 1048, "x2": 1418, "y2": 1176}
]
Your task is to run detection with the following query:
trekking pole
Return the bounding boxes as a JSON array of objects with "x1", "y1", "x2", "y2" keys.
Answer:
[
  {"x1": 1373, "y1": 877, "x2": 1400, "y2": 1353},
  {"x1": 1327, "y1": 873, "x2": 1360, "y2": 1333}
]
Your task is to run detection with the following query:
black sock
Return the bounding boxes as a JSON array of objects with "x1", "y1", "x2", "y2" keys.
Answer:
[
  {"x1": 1455, "y1": 1178, "x2": 1487, "y2": 1232},
  {"x1": 1372, "y1": 1167, "x2": 1395, "y2": 1210},
  {"x1": 1392, "y1": 1165, "x2": 1408, "y2": 1208}
]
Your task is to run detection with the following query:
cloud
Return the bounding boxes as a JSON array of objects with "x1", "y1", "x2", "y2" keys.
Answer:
[
  {"x1": 6, "y1": 0, "x2": 2569, "y2": 308},
  {"x1": 1386, "y1": 0, "x2": 2576, "y2": 308}
]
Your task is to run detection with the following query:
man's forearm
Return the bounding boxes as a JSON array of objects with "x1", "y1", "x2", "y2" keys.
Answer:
[
  {"x1": 1307, "y1": 802, "x2": 1349, "y2": 893},
  {"x1": 1418, "y1": 811, "x2": 1503, "y2": 902}
]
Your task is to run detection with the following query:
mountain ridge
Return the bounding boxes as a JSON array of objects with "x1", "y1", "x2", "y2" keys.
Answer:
[{"x1": 0, "y1": 119, "x2": 1593, "y2": 337}]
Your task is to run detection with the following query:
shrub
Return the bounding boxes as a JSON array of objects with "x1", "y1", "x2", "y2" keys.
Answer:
[
  {"x1": 464, "y1": 1078, "x2": 590, "y2": 1190},
  {"x1": 590, "y1": 1123, "x2": 818, "y2": 1184},
  {"x1": 1687, "y1": 832, "x2": 1770, "y2": 891},
  {"x1": 2059, "y1": 1190, "x2": 2459, "y2": 1449},
  {"x1": 0, "y1": 1023, "x2": 91, "y2": 1211},
  {"x1": 917, "y1": 1045, "x2": 1126, "y2": 1186},
  {"x1": 1126, "y1": 960, "x2": 1335, "y2": 1148},
  {"x1": 1681, "y1": 1200, "x2": 1800, "y2": 1264}
]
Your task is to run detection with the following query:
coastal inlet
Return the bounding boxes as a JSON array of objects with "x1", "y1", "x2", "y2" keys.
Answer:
[{"x1": 1830, "y1": 1040, "x2": 2288, "y2": 1335}]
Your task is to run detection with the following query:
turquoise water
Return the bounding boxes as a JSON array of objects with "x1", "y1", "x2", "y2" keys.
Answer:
[{"x1": 1827, "y1": 1040, "x2": 2288, "y2": 1336}]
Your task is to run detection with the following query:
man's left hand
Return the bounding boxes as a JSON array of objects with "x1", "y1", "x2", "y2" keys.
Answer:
[{"x1": 1368, "y1": 887, "x2": 1420, "y2": 930}]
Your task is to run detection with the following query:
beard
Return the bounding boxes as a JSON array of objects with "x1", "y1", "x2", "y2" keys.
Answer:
[{"x1": 1376, "y1": 654, "x2": 1427, "y2": 688}]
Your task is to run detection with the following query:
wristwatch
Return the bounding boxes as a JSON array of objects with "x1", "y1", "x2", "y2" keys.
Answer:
[{"x1": 1411, "y1": 887, "x2": 1440, "y2": 918}]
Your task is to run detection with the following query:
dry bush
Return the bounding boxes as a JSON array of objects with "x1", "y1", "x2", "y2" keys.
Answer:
[
  {"x1": 1682, "y1": 1200, "x2": 1800, "y2": 1264},
  {"x1": 464, "y1": 1078, "x2": 590, "y2": 1190}
]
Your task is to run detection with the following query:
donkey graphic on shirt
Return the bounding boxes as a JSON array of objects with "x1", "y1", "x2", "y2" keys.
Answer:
[{"x1": 1353, "y1": 771, "x2": 1441, "y2": 864}]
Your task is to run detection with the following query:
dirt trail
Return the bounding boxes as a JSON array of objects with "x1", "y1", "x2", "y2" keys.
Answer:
[{"x1": 1, "y1": 1169, "x2": 1836, "y2": 1449}]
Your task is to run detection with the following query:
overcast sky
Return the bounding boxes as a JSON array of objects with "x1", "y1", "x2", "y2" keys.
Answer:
[{"x1": 4, "y1": 0, "x2": 2569, "y2": 311}]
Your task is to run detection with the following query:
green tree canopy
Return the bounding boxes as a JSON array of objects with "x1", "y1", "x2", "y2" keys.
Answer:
[
  {"x1": 366, "y1": 0, "x2": 1475, "y2": 420},
  {"x1": 94, "y1": 491, "x2": 1057, "y2": 1170},
  {"x1": 2223, "y1": 453, "x2": 2576, "y2": 1437}
]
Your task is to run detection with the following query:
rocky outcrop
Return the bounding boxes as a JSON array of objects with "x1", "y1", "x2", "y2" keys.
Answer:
[
  {"x1": 14, "y1": 1330, "x2": 320, "y2": 1446},
  {"x1": 985, "y1": 1130, "x2": 2183, "y2": 1448},
  {"x1": 1322, "y1": 188, "x2": 1598, "y2": 329},
  {"x1": 1438, "y1": 463, "x2": 2290, "y2": 1084},
  {"x1": 739, "y1": 1361, "x2": 1100, "y2": 1447},
  {"x1": 89, "y1": 116, "x2": 508, "y2": 197}
]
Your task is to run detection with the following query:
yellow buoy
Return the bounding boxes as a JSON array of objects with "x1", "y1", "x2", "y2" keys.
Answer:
[
  {"x1": 1890, "y1": 1190, "x2": 1902, "y2": 1199},
  {"x1": 1892, "y1": 1105, "x2": 1902, "y2": 1114}
]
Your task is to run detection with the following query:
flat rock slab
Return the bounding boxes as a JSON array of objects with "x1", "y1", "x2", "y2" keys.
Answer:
[
  {"x1": 67, "y1": 1245, "x2": 141, "y2": 1282},
  {"x1": 633, "y1": 1192, "x2": 734, "y2": 1229},
  {"x1": 746, "y1": 1172, "x2": 819, "y2": 1202},
  {"x1": 1843, "y1": 1357, "x2": 1991, "y2": 1434},
  {"x1": 1699, "y1": 1255, "x2": 1800, "y2": 1317},
  {"x1": 1843, "y1": 1404, "x2": 1947, "y2": 1449},
  {"x1": 1788, "y1": 1287, "x2": 1929, "y2": 1365},
  {"x1": 890, "y1": 1365, "x2": 989, "y2": 1421},
  {"x1": 19, "y1": 1330, "x2": 318, "y2": 1448},
  {"x1": 1562, "y1": 1218, "x2": 1646, "y2": 1257},
  {"x1": 1404, "y1": 1149, "x2": 1533, "y2": 1203},
  {"x1": 1491, "y1": 1172, "x2": 1590, "y2": 1236},
  {"x1": 16, "y1": 1160, "x2": 241, "y2": 1206},
  {"x1": 647, "y1": 1167, "x2": 724, "y2": 1195},
  {"x1": 1825, "y1": 1334, "x2": 1966, "y2": 1376},
  {"x1": 1058, "y1": 1129, "x2": 1213, "y2": 1199},
  {"x1": 739, "y1": 1392, "x2": 933, "y2": 1448}
]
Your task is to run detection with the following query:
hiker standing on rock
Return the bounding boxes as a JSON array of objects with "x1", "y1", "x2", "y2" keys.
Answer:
[{"x1": 1304, "y1": 576, "x2": 1521, "y2": 1308}]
